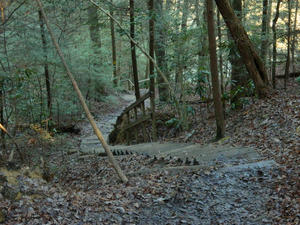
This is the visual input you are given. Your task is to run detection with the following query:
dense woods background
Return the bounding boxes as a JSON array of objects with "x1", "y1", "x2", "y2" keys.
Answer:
[
  {"x1": 0, "y1": 0, "x2": 298, "y2": 141},
  {"x1": 0, "y1": 0, "x2": 299, "y2": 223}
]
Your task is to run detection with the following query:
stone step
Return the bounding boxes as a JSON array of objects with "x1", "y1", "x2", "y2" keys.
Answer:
[
  {"x1": 219, "y1": 160, "x2": 278, "y2": 173},
  {"x1": 79, "y1": 142, "x2": 264, "y2": 167},
  {"x1": 128, "y1": 159, "x2": 279, "y2": 177}
]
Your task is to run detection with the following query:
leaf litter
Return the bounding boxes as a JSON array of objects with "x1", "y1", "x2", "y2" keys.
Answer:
[{"x1": 1, "y1": 81, "x2": 299, "y2": 224}]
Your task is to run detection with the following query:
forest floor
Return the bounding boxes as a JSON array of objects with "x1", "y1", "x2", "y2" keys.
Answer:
[{"x1": 0, "y1": 79, "x2": 299, "y2": 224}]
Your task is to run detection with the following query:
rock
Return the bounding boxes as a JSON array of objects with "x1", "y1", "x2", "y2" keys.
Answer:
[
  {"x1": 1, "y1": 183, "x2": 21, "y2": 200},
  {"x1": 185, "y1": 158, "x2": 191, "y2": 165},
  {"x1": 0, "y1": 172, "x2": 7, "y2": 184},
  {"x1": 0, "y1": 210, "x2": 6, "y2": 223},
  {"x1": 296, "y1": 126, "x2": 300, "y2": 136},
  {"x1": 193, "y1": 158, "x2": 199, "y2": 165}
]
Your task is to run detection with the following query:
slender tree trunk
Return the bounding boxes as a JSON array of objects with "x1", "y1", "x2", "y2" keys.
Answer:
[
  {"x1": 215, "y1": 0, "x2": 269, "y2": 97},
  {"x1": 37, "y1": 75, "x2": 44, "y2": 123},
  {"x1": 110, "y1": 0, "x2": 118, "y2": 86},
  {"x1": 267, "y1": 0, "x2": 273, "y2": 77},
  {"x1": 87, "y1": 3, "x2": 101, "y2": 95},
  {"x1": 195, "y1": 0, "x2": 201, "y2": 76},
  {"x1": 148, "y1": 0, "x2": 157, "y2": 141},
  {"x1": 207, "y1": 0, "x2": 225, "y2": 139},
  {"x1": 195, "y1": 0, "x2": 211, "y2": 100},
  {"x1": 145, "y1": 61, "x2": 149, "y2": 80},
  {"x1": 36, "y1": 0, "x2": 128, "y2": 183},
  {"x1": 0, "y1": 12, "x2": 5, "y2": 149},
  {"x1": 88, "y1": 4, "x2": 101, "y2": 49},
  {"x1": 154, "y1": 0, "x2": 169, "y2": 102},
  {"x1": 261, "y1": 0, "x2": 269, "y2": 63},
  {"x1": 175, "y1": 0, "x2": 189, "y2": 99},
  {"x1": 284, "y1": 0, "x2": 292, "y2": 89},
  {"x1": 0, "y1": 21, "x2": 8, "y2": 150},
  {"x1": 0, "y1": 82, "x2": 5, "y2": 150},
  {"x1": 38, "y1": 10, "x2": 52, "y2": 119},
  {"x1": 88, "y1": 0, "x2": 172, "y2": 102},
  {"x1": 117, "y1": 13, "x2": 123, "y2": 84},
  {"x1": 175, "y1": 0, "x2": 181, "y2": 91},
  {"x1": 272, "y1": 0, "x2": 281, "y2": 88},
  {"x1": 242, "y1": 0, "x2": 246, "y2": 22},
  {"x1": 217, "y1": 10, "x2": 224, "y2": 96},
  {"x1": 291, "y1": 0, "x2": 298, "y2": 74},
  {"x1": 227, "y1": 0, "x2": 248, "y2": 106},
  {"x1": 0, "y1": 8, "x2": 4, "y2": 24},
  {"x1": 217, "y1": 9, "x2": 225, "y2": 115},
  {"x1": 130, "y1": 0, "x2": 141, "y2": 100}
]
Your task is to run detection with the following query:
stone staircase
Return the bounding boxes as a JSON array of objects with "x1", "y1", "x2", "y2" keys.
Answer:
[
  {"x1": 79, "y1": 91, "x2": 277, "y2": 172},
  {"x1": 79, "y1": 137, "x2": 276, "y2": 170}
]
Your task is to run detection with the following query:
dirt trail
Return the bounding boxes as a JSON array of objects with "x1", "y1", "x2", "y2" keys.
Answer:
[
  {"x1": 18, "y1": 92, "x2": 281, "y2": 225},
  {"x1": 80, "y1": 90, "x2": 150, "y2": 142}
]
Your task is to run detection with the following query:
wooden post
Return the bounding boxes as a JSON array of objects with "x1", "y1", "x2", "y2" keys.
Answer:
[
  {"x1": 134, "y1": 107, "x2": 138, "y2": 142},
  {"x1": 141, "y1": 102, "x2": 147, "y2": 142},
  {"x1": 126, "y1": 112, "x2": 130, "y2": 145}
]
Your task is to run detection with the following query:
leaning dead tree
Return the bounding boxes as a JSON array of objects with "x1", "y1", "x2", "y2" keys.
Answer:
[
  {"x1": 215, "y1": 0, "x2": 269, "y2": 97},
  {"x1": 35, "y1": 0, "x2": 128, "y2": 183}
]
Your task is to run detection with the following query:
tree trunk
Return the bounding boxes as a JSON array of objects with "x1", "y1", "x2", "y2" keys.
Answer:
[
  {"x1": 267, "y1": 0, "x2": 273, "y2": 76},
  {"x1": 129, "y1": 0, "x2": 141, "y2": 100},
  {"x1": 0, "y1": 8, "x2": 4, "y2": 24},
  {"x1": 154, "y1": 0, "x2": 169, "y2": 102},
  {"x1": 227, "y1": 0, "x2": 248, "y2": 106},
  {"x1": 87, "y1": 4, "x2": 101, "y2": 50},
  {"x1": 148, "y1": 0, "x2": 157, "y2": 141},
  {"x1": 195, "y1": 0, "x2": 210, "y2": 99},
  {"x1": 0, "y1": 19, "x2": 10, "y2": 150},
  {"x1": 261, "y1": 0, "x2": 269, "y2": 63},
  {"x1": 284, "y1": 0, "x2": 292, "y2": 89},
  {"x1": 207, "y1": 0, "x2": 225, "y2": 139},
  {"x1": 215, "y1": 0, "x2": 269, "y2": 97},
  {"x1": 0, "y1": 81, "x2": 5, "y2": 150},
  {"x1": 110, "y1": 0, "x2": 118, "y2": 86},
  {"x1": 38, "y1": 10, "x2": 52, "y2": 119},
  {"x1": 117, "y1": 13, "x2": 123, "y2": 84},
  {"x1": 195, "y1": 0, "x2": 201, "y2": 75},
  {"x1": 217, "y1": 9, "x2": 225, "y2": 114},
  {"x1": 88, "y1": 0, "x2": 171, "y2": 99},
  {"x1": 175, "y1": 0, "x2": 189, "y2": 99},
  {"x1": 87, "y1": 3, "x2": 101, "y2": 95},
  {"x1": 217, "y1": 10, "x2": 224, "y2": 95},
  {"x1": 272, "y1": 0, "x2": 281, "y2": 88},
  {"x1": 166, "y1": 0, "x2": 171, "y2": 9},
  {"x1": 291, "y1": 0, "x2": 298, "y2": 74},
  {"x1": 0, "y1": 21, "x2": 5, "y2": 149}
]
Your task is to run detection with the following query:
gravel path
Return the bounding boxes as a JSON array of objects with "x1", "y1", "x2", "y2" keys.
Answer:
[{"x1": 134, "y1": 166, "x2": 277, "y2": 225}]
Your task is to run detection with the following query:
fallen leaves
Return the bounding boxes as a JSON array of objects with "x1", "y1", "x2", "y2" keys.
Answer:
[
  {"x1": 156, "y1": 80, "x2": 299, "y2": 224},
  {"x1": 1, "y1": 81, "x2": 298, "y2": 224}
]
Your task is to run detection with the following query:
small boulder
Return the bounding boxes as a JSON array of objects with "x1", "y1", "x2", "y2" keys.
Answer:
[
  {"x1": 0, "y1": 209, "x2": 6, "y2": 223},
  {"x1": 1, "y1": 183, "x2": 21, "y2": 200},
  {"x1": 0, "y1": 172, "x2": 7, "y2": 184}
]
